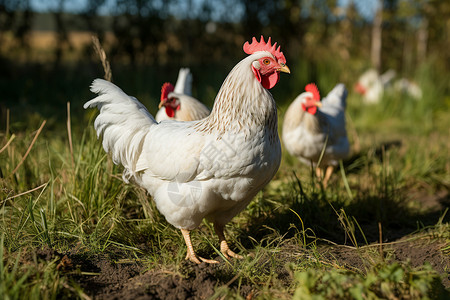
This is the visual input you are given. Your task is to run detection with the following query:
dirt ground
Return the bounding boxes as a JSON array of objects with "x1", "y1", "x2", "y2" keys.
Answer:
[
  {"x1": 19, "y1": 189, "x2": 449, "y2": 299},
  {"x1": 24, "y1": 230, "x2": 448, "y2": 299}
]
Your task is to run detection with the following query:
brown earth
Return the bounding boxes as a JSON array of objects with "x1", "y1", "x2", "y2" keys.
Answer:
[
  {"x1": 16, "y1": 189, "x2": 449, "y2": 298},
  {"x1": 321, "y1": 237, "x2": 449, "y2": 287},
  {"x1": 21, "y1": 231, "x2": 449, "y2": 299}
]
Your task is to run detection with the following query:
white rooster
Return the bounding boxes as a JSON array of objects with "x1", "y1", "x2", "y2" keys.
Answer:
[
  {"x1": 155, "y1": 68, "x2": 210, "y2": 122},
  {"x1": 282, "y1": 83, "x2": 349, "y2": 187},
  {"x1": 84, "y1": 36, "x2": 290, "y2": 264}
]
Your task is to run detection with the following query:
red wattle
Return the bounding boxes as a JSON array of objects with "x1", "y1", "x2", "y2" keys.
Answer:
[
  {"x1": 252, "y1": 66, "x2": 280, "y2": 90},
  {"x1": 261, "y1": 72, "x2": 279, "y2": 90},
  {"x1": 165, "y1": 106, "x2": 175, "y2": 118},
  {"x1": 301, "y1": 103, "x2": 318, "y2": 115}
]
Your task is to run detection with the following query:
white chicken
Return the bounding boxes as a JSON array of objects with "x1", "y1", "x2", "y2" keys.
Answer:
[
  {"x1": 354, "y1": 68, "x2": 422, "y2": 103},
  {"x1": 282, "y1": 83, "x2": 349, "y2": 187},
  {"x1": 84, "y1": 36, "x2": 290, "y2": 264},
  {"x1": 354, "y1": 69, "x2": 395, "y2": 104},
  {"x1": 155, "y1": 68, "x2": 210, "y2": 122}
]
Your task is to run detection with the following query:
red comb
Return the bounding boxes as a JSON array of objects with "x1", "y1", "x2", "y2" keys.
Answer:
[
  {"x1": 305, "y1": 83, "x2": 320, "y2": 101},
  {"x1": 160, "y1": 82, "x2": 174, "y2": 101},
  {"x1": 243, "y1": 35, "x2": 286, "y2": 64}
]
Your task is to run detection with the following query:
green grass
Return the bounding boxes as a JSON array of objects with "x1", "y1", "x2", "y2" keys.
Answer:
[
  {"x1": 0, "y1": 58, "x2": 449, "y2": 298},
  {"x1": 292, "y1": 262, "x2": 448, "y2": 300}
]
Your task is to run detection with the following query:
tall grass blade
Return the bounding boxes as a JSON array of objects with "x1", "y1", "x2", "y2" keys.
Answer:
[
  {"x1": 339, "y1": 160, "x2": 353, "y2": 200},
  {"x1": 10, "y1": 120, "x2": 46, "y2": 176},
  {"x1": 40, "y1": 209, "x2": 51, "y2": 246},
  {"x1": 0, "y1": 134, "x2": 15, "y2": 154},
  {"x1": 67, "y1": 102, "x2": 74, "y2": 168}
]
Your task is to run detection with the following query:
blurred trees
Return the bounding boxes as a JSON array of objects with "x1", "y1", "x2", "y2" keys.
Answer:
[
  {"x1": 371, "y1": 0, "x2": 382, "y2": 72},
  {"x1": 53, "y1": 0, "x2": 71, "y2": 66},
  {"x1": 0, "y1": 0, "x2": 449, "y2": 78},
  {"x1": 0, "y1": 0, "x2": 34, "y2": 56}
]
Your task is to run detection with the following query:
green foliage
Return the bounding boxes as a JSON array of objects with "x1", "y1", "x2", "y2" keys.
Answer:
[
  {"x1": 292, "y1": 262, "x2": 449, "y2": 300},
  {"x1": 0, "y1": 235, "x2": 67, "y2": 300}
]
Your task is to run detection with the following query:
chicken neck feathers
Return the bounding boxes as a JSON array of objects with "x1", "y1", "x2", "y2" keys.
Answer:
[
  {"x1": 195, "y1": 51, "x2": 278, "y2": 142},
  {"x1": 168, "y1": 93, "x2": 210, "y2": 121}
]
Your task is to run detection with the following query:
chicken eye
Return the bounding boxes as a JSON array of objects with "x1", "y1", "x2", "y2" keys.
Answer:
[{"x1": 263, "y1": 59, "x2": 270, "y2": 65}]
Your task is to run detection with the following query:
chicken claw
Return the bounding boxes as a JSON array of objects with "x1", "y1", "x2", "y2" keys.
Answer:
[
  {"x1": 220, "y1": 240, "x2": 243, "y2": 259},
  {"x1": 215, "y1": 224, "x2": 243, "y2": 260},
  {"x1": 185, "y1": 253, "x2": 219, "y2": 264},
  {"x1": 181, "y1": 229, "x2": 219, "y2": 264}
]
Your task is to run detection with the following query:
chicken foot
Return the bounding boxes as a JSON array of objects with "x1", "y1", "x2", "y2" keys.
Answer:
[
  {"x1": 181, "y1": 229, "x2": 219, "y2": 264},
  {"x1": 214, "y1": 224, "x2": 243, "y2": 259},
  {"x1": 322, "y1": 165, "x2": 334, "y2": 188},
  {"x1": 315, "y1": 165, "x2": 334, "y2": 188}
]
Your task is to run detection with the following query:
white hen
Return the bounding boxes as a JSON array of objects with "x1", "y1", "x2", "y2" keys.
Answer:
[
  {"x1": 355, "y1": 69, "x2": 422, "y2": 103},
  {"x1": 84, "y1": 36, "x2": 290, "y2": 264},
  {"x1": 155, "y1": 68, "x2": 210, "y2": 122},
  {"x1": 354, "y1": 69, "x2": 394, "y2": 104},
  {"x1": 282, "y1": 83, "x2": 349, "y2": 187}
]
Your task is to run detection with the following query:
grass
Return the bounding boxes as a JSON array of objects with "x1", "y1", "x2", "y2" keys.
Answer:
[
  {"x1": 292, "y1": 262, "x2": 448, "y2": 299},
  {"x1": 0, "y1": 57, "x2": 449, "y2": 298}
]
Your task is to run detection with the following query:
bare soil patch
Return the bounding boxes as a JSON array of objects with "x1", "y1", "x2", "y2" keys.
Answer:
[
  {"x1": 321, "y1": 237, "x2": 449, "y2": 287},
  {"x1": 19, "y1": 230, "x2": 448, "y2": 299},
  {"x1": 16, "y1": 189, "x2": 449, "y2": 298}
]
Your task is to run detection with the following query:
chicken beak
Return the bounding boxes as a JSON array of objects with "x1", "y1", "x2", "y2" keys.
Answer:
[
  {"x1": 158, "y1": 99, "x2": 166, "y2": 109},
  {"x1": 314, "y1": 102, "x2": 322, "y2": 108},
  {"x1": 278, "y1": 63, "x2": 290, "y2": 74}
]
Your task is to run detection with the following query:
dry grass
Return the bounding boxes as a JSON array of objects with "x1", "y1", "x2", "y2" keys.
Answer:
[{"x1": 91, "y1": 35, "x2": 113, "y2": 82}]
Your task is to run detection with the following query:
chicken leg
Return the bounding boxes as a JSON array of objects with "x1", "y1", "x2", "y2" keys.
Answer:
[
  {"x1": 322, "y1": 165, "x2": 334, "y2": 188},
  {"x1": 214, "y1": 224, "x2": 243, "y2": 259},
  {"x1": 315, "y1": 165, "x2": 334, "y2": 188},
  {"x1": 181, "y1": 229, "x2": 218, "y2": 264},
  {"x1": 315, "y1": 167, "x2": 323, "y2": 179}
]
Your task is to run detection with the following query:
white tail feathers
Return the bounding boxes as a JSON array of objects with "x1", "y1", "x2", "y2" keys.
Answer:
[
  {"x1": 323, "y1": 83, "x2": 348, "y2": 108},
  {"x1": 174, "y1": 68, "x2": 193, "y2": 96},
  {"x1": 84, "y1": 79, "x2": 156, "y2": 182}
]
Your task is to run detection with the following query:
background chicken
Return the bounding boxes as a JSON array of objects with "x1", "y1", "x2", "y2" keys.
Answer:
[
  {"x1": 84, "y1": 36, "x2": 290, "y2": 264},
  {"x1": 155, "y1": 68, "x2": 210, "y2": 122},
  {"x1": 282, "y1": 83, "x2": 349, "y2": 187},
  {"x1": 354, "y1": 69, "x2": 395, "y2": 104},
  {"x1": 354, "y1": 68, "x2": 422, "y2": 103}
]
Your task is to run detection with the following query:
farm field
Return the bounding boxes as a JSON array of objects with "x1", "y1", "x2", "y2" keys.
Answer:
[{"x1": 0, "y1": 54, "x2": 449, "y2": 299}]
